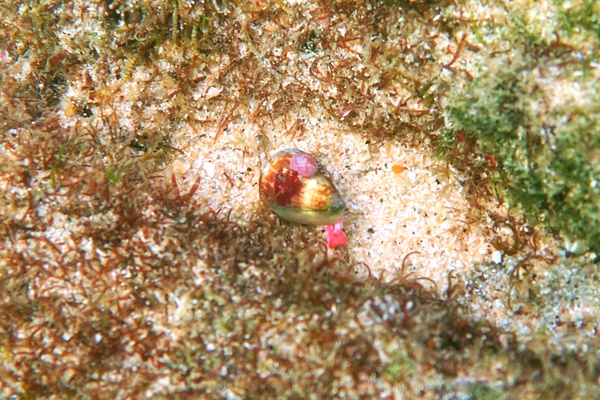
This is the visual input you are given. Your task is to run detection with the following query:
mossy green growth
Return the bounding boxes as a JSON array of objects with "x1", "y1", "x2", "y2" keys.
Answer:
[
  {"x1": 555, "y1": 0, "x2": 600, "y2": 41},
  {"x1": 466, "y1": 383, "x2": 507, "y2": 400},
  {"x1": 443, "y1": 63, "x2": 600, "y2": 252},
  {"x1": 383, "y1": 348, "x2": 417, "y2": 380},
  {"x1": 105, "y1": 166, "x2": 124, "y2": 183}
]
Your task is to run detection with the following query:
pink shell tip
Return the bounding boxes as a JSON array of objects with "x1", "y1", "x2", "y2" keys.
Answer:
[{"x1": 289, "y1": 153, "x2": 318, "y2": 177}]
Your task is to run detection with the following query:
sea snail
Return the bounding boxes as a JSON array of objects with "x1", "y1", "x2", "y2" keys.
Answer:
[{"x1": 259, "y1": 149, "x2": 348, "y2": 249}]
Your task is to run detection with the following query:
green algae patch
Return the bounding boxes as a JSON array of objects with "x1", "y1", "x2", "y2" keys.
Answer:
[{"x1": 441, "y1": 1, "x2": 600, "y2": 253}]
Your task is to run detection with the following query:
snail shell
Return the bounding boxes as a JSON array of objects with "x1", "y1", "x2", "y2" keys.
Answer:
[{"x1": 259, "y1": 149, "x2": 346, "y2": 225}]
